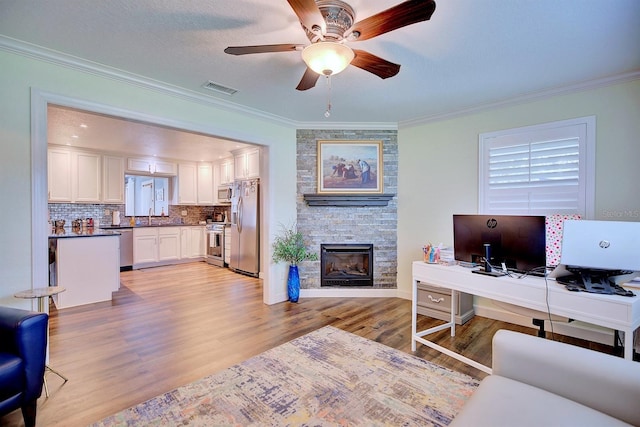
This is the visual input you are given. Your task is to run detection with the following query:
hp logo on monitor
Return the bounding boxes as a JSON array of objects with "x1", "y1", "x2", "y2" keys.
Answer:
[
  {"x1": 599, "y1": 240, "x2": 611, "y2": 249},
  {"x1": 486, "y1": 218, "x2": 498, "y2": 229}
]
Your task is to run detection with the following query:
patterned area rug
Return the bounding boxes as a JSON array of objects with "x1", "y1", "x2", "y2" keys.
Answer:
[{"x1": 92, "y1": 326, "x2": 479, "y2": 426}]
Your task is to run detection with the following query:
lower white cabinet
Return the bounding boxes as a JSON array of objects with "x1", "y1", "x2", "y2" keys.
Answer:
[
  {"x1": 134, "y1": 226, "x2": 204, "y2": 267},
  {"x1": 133, "y1": 228, "x2": 159, "y2": 264},
  {"x1": 191, "y1": 227, "x2": 205, "y2": 257},
  {"x1": 158, "y1": 227, "x2": 180, "y2": 261},
  {"x1": 54, "y1": 235, "x2": 120, "y2": 309},
  {"x1": 180, "y1": 226, "x2": 205, "y2": 258}
]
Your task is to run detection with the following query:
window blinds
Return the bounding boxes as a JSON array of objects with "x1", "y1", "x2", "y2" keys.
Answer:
[{"x1": 479, "y1": 118, "x2": 592, "y2": 216}]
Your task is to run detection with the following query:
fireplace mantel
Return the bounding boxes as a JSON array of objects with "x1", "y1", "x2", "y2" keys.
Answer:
[{"x1": 303, "y1": 193, "x2": 395, "y2": 207}]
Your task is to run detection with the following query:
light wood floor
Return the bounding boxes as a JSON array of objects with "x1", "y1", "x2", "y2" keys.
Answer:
[{"x1": 2, "y1": 262, "x2": 616, "y2": 427}]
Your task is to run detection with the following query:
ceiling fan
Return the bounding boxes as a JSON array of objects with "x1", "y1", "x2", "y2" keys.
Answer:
[{"x1": 224, "y1": 0, "x2": 436, "y2": 91}]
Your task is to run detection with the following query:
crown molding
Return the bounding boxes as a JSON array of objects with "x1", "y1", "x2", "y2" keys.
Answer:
[
  {"x1": 294, "y1": 121, "x2": 398, "y2": 130},
  {"x1": 0, "y1": 35, "x2": 300, "y2": 128},
  {"x1": 4, "y1": 35, "x2": 638, "y2": 131},
  {"x1": 399, "y1": 70, "x2": 640, "y2": 128}
]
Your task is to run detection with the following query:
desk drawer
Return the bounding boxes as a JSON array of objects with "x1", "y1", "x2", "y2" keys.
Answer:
[
  {"x1": 417, "y1": 282, "x2": 475, "y2": 325},
  {"x1": 418, "y1": 287, "x2": 452, "y2": 312}
]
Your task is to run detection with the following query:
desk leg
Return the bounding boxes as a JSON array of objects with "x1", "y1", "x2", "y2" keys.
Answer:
[
  {"x1": 450, "y1": 290, "x2": 458, "y2": 337},
  {"x1": 623, "y1": 329, "x2": 633, "y2": 360},
  {"x1": 411, "y1": 278, "x2": 418, "y2": 352}
]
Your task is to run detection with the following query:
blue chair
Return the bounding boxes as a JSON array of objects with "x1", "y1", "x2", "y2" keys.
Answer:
[{"x1": 0, "y1": 306, "x2": 48, "y2": 427}]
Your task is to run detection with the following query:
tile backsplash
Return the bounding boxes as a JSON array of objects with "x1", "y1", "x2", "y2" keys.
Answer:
[{"x1": 48, "y1": 203, "x2": 230, "y2": 227}]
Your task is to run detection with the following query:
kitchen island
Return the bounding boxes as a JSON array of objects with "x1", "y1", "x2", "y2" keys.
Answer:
[{"x1": 49, "y1": 227, "x2": 120, "y2": 309}]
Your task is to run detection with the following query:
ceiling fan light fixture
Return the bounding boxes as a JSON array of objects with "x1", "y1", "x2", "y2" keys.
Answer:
[{"x1": 301, "y1": 41, "x2": 354, "y2": 76}]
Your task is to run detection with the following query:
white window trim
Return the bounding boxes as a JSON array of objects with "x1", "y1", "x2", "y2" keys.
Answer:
[{"x1": 478, "y1": 116, "x2": 596, "y2": 219}]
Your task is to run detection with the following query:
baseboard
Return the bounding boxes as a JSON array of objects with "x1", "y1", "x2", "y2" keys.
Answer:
[
  {"x1": 300, "y1": 288, "x2": 398, "y2": 298},
  {"x1": 474, "y1": 303, "x2": 616, "y2": 346}
]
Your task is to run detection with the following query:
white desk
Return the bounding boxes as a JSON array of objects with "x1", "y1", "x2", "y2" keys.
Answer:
[{"x1": 412, "y1": 261, "x2": 640, "y2": 374}]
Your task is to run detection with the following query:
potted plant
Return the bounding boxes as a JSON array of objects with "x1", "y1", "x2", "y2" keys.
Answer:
[{"x1": 272, "y1": 223, "x2": 318, "y2": 302}]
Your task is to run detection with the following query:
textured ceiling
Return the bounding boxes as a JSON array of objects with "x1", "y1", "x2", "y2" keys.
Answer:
[
  {"x1": 2, "y1": 0, "x2": 639, "y2": 160},
  {"x1": 2, "y1": 0, "x2": 639, "y2": 124}
]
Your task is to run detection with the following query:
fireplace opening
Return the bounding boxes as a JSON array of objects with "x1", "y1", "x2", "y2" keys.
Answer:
[{"x1": 321, "y1": 244, "x2": 374, "y2": 287}]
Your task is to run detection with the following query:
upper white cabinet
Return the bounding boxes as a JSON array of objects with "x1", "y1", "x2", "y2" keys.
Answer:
[
  {"x1": 127, "y1": 157, "x2": 177, "y2": 176},
  {"x1": 102, "y1": 155, "x2": 125, "y2": 204},
  {"x1": 175, "y1": 162, "x2": 215, "y2": 205},
  {"x1": 48, "y1": 148, "x2": 72, "y2": 202},
  {"x1": 74, "y1": 151, "x2": 102, "y2": 202},
  {"x1": 154, "y1": 160, "x2": 178, "y2": 175},
  {"x1": 233, "y1": 148, "x2": 260, "y2": 180},
  {"x1": 197, "y1": 163, "x2": 214, "y2": 204},
  {"x1": 176, "y1": 163, "x2": 198, "y2": 205},
  {"x1": 219, "y1": 158, "x2": 234, "y2": 184},
  {"x1": 49, "y1": 147, "x2": 126, "y2": 204}
]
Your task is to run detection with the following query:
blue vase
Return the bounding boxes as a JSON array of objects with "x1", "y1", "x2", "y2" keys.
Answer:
[{"x1": 287, "y1": 265, "x2": 300, "y2": 303}]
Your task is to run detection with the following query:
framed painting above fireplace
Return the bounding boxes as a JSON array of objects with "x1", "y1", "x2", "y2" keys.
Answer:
[{"x1": 317, "y1": 140, "x2": 383, "y2": 194}]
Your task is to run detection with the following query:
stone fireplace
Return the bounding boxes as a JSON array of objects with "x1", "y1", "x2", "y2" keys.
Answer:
[
  {"x1": 296, "y1": 129, "x2": 398, "y2": 289},
  {"x1": 321, "y1": 244, "x2": 374, "y2": 287}
]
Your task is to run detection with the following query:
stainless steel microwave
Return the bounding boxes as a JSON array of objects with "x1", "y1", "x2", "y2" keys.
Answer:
[{"x1": 217, "y1": 185, "x2": 232, "y2": 203}]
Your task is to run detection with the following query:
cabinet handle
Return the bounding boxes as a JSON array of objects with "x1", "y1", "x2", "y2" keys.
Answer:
[{"x1": 427, "y1": 295, "x2": 445, "y2": 303}]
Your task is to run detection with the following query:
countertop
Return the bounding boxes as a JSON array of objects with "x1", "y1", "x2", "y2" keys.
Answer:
[
  {"x1": 99, "y1": 223, "x2": 212, "y2": 230},
  {"x1": 49, "y1": 227, "x2": 121, "y2": 239}
]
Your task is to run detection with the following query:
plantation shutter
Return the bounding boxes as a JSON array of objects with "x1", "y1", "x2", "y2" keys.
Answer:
[{"x1": 479, "y1": 117, "x2": 594, "y2": 217}]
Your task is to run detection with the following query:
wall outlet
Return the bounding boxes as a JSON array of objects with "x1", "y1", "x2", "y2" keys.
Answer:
[
  {"x1": 104, "y1": 209, "x2": 110, "y2": 216},
  {"x1": 181, "y1": 210, "x2": 188, "y2": 216}
]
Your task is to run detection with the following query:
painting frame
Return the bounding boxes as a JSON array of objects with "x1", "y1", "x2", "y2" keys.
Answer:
[{"x1": 317, "y1": 140, "x2": 383, "y2": 194}]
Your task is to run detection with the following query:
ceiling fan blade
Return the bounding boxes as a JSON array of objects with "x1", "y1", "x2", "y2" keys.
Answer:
[
  {"x1": 347, "y1": 0, "x2": 436, "y2": 42},
  {"x1": 286, "y1": 0, "x2": 326, "y2": 35},
  {"x1": 351, "y1": 50, "x2": 401, "y2": 79},
  {"x1": 296, "y1": 67, "x2": 320, "y2": 91},
  {"x1": 224, "y1": 44, "x2": 303, "y2": 55}
]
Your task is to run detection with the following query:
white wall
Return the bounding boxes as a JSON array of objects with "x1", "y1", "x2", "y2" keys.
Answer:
[
  {"x1": 0, "y1": 49, "x2": 297, "y2": 308},
  {"x1": 2, "y1": 47, "x2": 639, "y2": 313},
  {"x1": 397, "y1": 79, "x2": 640, "y2": 300}
]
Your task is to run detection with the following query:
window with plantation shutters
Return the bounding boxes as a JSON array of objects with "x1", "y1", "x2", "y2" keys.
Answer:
[{"x1": 479, "y1": 116, "x2": 595, "y2": 218}]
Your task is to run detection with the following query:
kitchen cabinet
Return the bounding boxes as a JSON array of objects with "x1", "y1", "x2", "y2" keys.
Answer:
[
  {"x1": 74, "y1": 152, "x2": 101, "y2": 203},
  {"x1": 48, "y1": 148, "x2": 72, "y2": 202},
  {"x1": 48, "y1": 146, "x2": 123, "y2": 204},
  {"x1": 133, "y1": 227, "x2": 158, "y2": 265},
  {"x1": 197, "y1": 163, "x2": 214, "y2": 204},
  {"x1": 219, "y1": 158, "x2": 234, "y2": 184},
  {"x1": 191, "y1": 226, "x2": 205, "y2": 257},
  {"x1": 127, "y1": 157, "x2": 177, "y2": 175},
  {"x1": 176, "y1": 162, "x2": 198, "y2": 205},
  {"x1": 224, "y1": 225, "x2": 231, "y2": 265},
  {"x1": 176, "y1": 162, "x2": 215, "y2": 205},
  {"x1": 233, "y1": 148, "x2": 260, "y2": 180},
  {"x1": 181, "y1": 226, "x2": 205, "y2": 258},
  {"x1": 134, "y1": 226, "x2": 204, "y2": 267},
  {"x1": 158, "y1": 227, "x2": 181, "y2": 261},
  {"x1": 53, "y1": 234, "x2": 120, "y2": 309},
  {"x1": 154, "y1": 160, "x2": 178, "y2": 175},
  {"x1": 180, "y1": 227, "x2": 191, "y2": 259},
  {"x1": 102, "y1": 155, "x2": 125, "y2": 203}
]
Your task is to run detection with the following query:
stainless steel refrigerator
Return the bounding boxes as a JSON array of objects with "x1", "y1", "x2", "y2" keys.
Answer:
[{"x1": 230, "y1": 178, "x2": 259, "y2": 277}]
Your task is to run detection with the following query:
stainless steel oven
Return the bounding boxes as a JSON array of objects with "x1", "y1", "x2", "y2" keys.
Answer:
[{"x1": 206, "y1": 224, "x2": 225, "y2": 267}]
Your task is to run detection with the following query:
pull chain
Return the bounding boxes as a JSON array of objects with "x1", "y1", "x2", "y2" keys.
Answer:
[{"x1": 324, "y1": 75, "x2": 332, "y2": 118}]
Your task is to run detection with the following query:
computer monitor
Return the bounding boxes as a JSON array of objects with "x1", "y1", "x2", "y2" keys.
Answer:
[
  {"x1": 453, "y1": 214, "x2": 547, "y2": 276},
  {"x1": 552, "y1": 220, "x2": 640, "y2": 296}
]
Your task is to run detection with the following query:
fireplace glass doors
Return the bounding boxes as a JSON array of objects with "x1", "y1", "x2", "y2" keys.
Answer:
[{"x1": 321, "y1": 244, "x2": 373, "y2": 287}]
